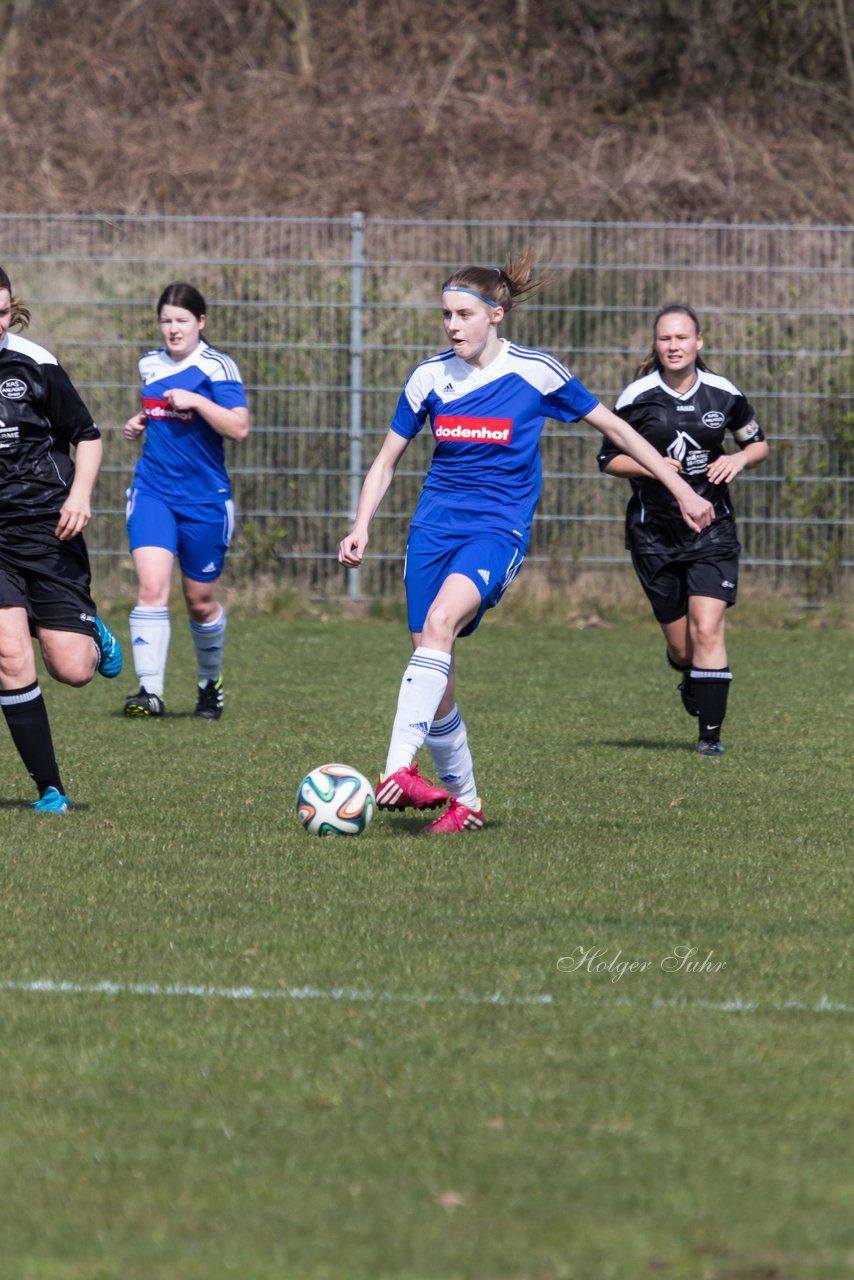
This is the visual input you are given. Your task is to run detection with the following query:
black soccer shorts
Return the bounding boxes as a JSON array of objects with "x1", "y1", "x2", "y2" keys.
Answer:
[
  {"x1": 0, "y1": 518, "x2": 98, "y2": 635},
  {"x1": 629, "y1": 549, "x2": 740, "y2": 624}
]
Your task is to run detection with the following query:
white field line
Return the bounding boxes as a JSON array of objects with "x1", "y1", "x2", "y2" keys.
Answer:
[
  {"x1": 2, "y1": 978, "x2": 553, "y2": 1007},
  {"x1": 2, "y1": 978, "x2": 853, "y2": 1015}
]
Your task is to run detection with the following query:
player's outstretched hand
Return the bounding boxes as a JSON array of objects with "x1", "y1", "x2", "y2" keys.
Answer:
[{"x1": 338, "y1": 528, "x2": 367, "y2": 567}]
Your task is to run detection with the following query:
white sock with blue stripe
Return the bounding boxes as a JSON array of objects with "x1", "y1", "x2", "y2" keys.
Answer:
[
  {"x1": 129, "y1": 606, "x2": 171, "y2": 697},
  {"x1": 385, "y1": 646, "x2": 451, "y2": 775},
  {"x1": 426, "y1": 705, "x2": 477, "y2": 807},
  {"x1": 190, "y1": 607, "x2": 226, "y2": 684}
]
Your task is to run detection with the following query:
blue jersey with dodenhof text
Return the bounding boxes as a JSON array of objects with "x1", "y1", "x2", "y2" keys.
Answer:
[
  {"x1": 389, "y1": 339, "x2": 599, "y2": 543},
  {"x1": 131, "y1": 341, "x2": 247, "y2": 505}
]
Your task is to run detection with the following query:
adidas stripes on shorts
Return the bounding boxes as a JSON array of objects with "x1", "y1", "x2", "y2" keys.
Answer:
[
  {"x1": 403, "y1": 525, "x2": 526, "y2": 637},
  {"x1": 126, "y1": 487, "x2": 235, "y2": 582}
]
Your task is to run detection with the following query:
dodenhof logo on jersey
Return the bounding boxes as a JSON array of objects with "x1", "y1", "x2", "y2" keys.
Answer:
[
  {"x1": 142, "y1": 397, "x2": 195, "y2": 423},
  {"x1": 0, "y1": 378, "x2": 27, "y2": 400},
  {"x1": 433, "y1": 415, "x2": 513, "y2": 445}
]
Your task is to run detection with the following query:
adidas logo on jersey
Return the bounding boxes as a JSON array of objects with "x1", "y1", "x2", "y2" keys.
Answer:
[
  {"x1": 477, "y1": 568, "x2": 490, "y2": 585},
  {"x1": 442, "y1": 382, "x2": 455, "y2": 393}
]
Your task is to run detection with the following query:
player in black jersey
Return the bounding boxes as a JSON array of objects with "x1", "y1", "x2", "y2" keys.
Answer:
[
  {"x1": 0, "y1": 267, "x2": 122, "y2": 813},
  {"x1": 598, "y1": 303, "x2": 769, "y2": 756}
]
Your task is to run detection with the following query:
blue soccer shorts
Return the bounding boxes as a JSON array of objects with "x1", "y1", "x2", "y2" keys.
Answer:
[
  {"x1": 404, "y1": 526, "x2": 526, "y2": 637},
  {"x1": 126, "y1": 488, "x2": 235, "y2": 582}
]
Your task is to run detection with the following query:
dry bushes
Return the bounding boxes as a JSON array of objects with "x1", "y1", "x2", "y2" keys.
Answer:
[{"x1": 0, "y1": 0, "x2": 851, "y2": 221}]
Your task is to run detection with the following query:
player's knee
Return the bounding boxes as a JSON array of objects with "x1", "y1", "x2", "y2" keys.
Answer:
[
  {"x1": 691, "y1": 618, "x2": 724, "y2": 651},
  {"x1": 41, "y1": 638, "x2": 98, "y2": 687},
  {"x1": 422, "y1": 605, "x2": 455, "y2": 649},
  {"x1": 0, "y1": 644, "x2": 31, "y2": 684},
  {"x1": 44, "y1": 658, "x2": 95, "y2": 688},
  {"x1": 62, "y1": 669, "x2": 94, "y2": 688},
  {"x1": 187, "y1": 598, "x2": 218, "y2": 624},
  {"x1": 137, "y1": 587, "x2": 169, "y2": 607}
]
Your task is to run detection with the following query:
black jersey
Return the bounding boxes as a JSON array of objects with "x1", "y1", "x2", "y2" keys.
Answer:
[
  {"x1": 0, "y1": 332, "x2": 100, "y2": 524},
  {"x1": 597, "y1": 368, "x2": 765, "y2": 555}
]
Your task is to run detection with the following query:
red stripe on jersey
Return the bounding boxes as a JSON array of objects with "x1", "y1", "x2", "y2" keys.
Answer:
[
  {"x1": 434, "y1": 415, "x2": 513, "y2": 444},
  {"x1": 142, "y1": 396, "x2": 194, "y2": 423}
]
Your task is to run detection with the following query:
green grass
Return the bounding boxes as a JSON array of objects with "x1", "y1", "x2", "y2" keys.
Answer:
[{"x1": 1, "y1": 610, "x2": 852, "y2": 1280}]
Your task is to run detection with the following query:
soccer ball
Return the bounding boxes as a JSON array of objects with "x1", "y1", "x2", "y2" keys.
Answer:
[{"x1": 295, "y1": 763, "x2": 376, "y2": 837}]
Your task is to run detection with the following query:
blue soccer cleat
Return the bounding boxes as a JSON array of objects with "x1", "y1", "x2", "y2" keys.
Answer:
[
  {"x1": 94, "y1": 616, "x2": 123, "y2": 678},
  {"x1": 32, "y1": 786, "x2": 71, "y2": 814}
]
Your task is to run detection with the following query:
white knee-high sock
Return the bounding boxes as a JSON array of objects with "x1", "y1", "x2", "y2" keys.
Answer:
[
  {"x1": 426, "y1": 705, "x2": 477, "y2": 807},
  {"x1": 385, "y1": 646, "x2": 451, "y2": 775},
  {"x1": 190, "y1": 607, "x2": 226, "y2": 684},
  {"x1": 129, "y1": 606, "x2": 171, "y2": 696}
]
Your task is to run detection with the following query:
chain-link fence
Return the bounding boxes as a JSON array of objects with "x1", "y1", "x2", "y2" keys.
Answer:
[{"x1": 2, "y1": 213, "x2": 851, "y2": 600}]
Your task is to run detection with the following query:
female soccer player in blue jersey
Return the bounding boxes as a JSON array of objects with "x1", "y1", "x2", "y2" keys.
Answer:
[
  {"x1": 598, "y1": 303, "x2": 769, "y2": 756},
  {"x1": 0, "y1": 266, "x2": 122, "y2": 814},
  {"x1": 339, "y1": 253, "x2": 714, "y2": 833},
  {"x1": 123, "y1": 283, "x2": 249, "y2": 719}
]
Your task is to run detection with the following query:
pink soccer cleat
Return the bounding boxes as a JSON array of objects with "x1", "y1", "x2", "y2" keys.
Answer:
[
  {"x1": 375, "y1": 763, "x2": 448, "y2": 811},
  {"x1": 422, "y1": 797, "x2": 484, "y2": 834}
]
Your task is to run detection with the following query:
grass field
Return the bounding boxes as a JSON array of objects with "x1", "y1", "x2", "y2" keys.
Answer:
[{"x1": 1, "y1": 606, "x2": 852, "y2": 1280}]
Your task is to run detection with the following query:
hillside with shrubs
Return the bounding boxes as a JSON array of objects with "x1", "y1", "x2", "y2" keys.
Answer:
[{"x1": 1, "y1": 0, "x2": 852, "y2": 222}]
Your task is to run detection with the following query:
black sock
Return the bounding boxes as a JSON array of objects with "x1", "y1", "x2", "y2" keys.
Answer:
[
  {"x1": 690, "y1": 668, "x2": 732, "y2": 739},
  {"x1": 1, "y1": 682, "x2": 64, "y2": 796}
]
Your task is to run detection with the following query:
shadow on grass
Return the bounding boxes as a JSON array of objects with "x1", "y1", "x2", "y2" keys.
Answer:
[
  {"x1": 0, "y1": 798, "x2": 90, "y2": 812},
  {"x1": 378, "y1": 814, "x2": 505, "y2": 836},
  {"x1": 584, "y1": 738, "x2": 697, "y2": 753},
  {"x1": 0, "y1": 798, "x2": 37, "y2": 812},
  {"x1": 108, "y1": 709, "x2": 211, "y2": 721}
]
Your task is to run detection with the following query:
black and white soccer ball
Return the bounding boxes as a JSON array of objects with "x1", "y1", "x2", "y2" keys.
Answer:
[{"x1": 295, "y1": 763, "x2": 376, "y2": 836}]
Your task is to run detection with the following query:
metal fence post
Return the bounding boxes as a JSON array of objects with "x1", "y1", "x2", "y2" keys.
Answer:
[{"x1": 348, "y1": 210, "x2": 365, "y2": 601}]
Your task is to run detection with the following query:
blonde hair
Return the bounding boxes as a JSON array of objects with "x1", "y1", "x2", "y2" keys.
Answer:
[
  {"x1": 0, "y1": 267, "x2": 31, "y2": 331},
  {"x1": 442, "y1": 248, "x2": 540, "y2": 313}
]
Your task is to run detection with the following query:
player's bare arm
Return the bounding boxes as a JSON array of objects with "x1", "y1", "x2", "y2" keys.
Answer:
[
  {"x1": 339, "y1": 430, "x2": 411, "y2": 567},
  {"x1": 586, "y1": 403, "x2": 714, "y2": 531},
  {"x1": 603, "y1": 455, "x2": 682, "y2": 480},
  {"x1": 164, "y1": 388, "x2": 249, "y2": 443},
  {"x1": 706, "y1": 439, "x2": 769, "y2": 485},
  {"x1": 55, "y1": 437, "x2": 102, "y2": 540}
]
